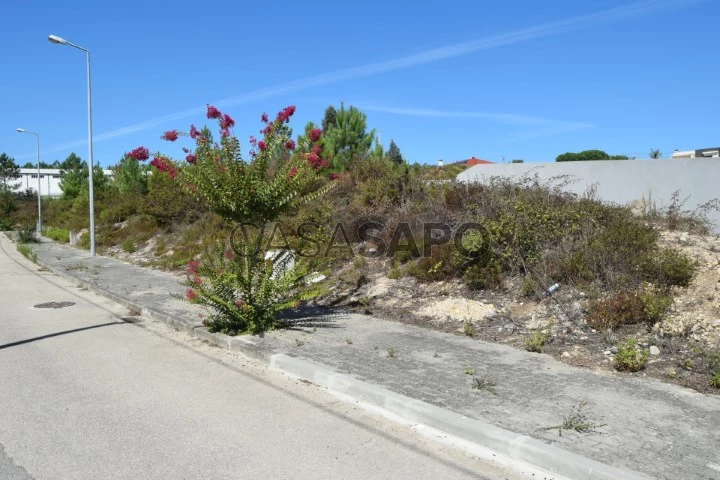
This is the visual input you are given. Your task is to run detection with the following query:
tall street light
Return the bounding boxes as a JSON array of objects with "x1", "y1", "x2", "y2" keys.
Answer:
[
  {"x1": 16, "y1": 128, "x2": 42, "y2": 234},
  {"x1": 49, "y1": 34, "x2": 96, "y2": 256}
]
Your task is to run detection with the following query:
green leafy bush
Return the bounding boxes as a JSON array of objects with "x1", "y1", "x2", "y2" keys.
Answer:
[
  {"x1": 184, "y1": 245, "x2": 327, "y2": 335},
  {"x1": 16, "y1": 224, "x2": 38, "y2": 243},
  {"x1": 44, "y1": 227, "x2": 70, "y2": 244},
  {"x1": 710, "y1": 373, "x2": 720, "y2": 389},
  {"x1": 642, "y1": 248, "x2": 695, "y2": 288},
  {"x1": 615, "y1": 338, "x2": 649, "y2": 372}
]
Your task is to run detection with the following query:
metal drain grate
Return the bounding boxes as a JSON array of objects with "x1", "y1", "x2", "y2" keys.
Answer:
[{"x1": 34, "y1": 301, "x2": 76, "y2": 309}]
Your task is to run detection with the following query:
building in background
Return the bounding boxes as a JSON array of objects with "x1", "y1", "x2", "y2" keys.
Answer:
[
  {"x1": 16, "y1": 168, "x2": 114, "y2": 197},
  {"x1": 463, "y1": 157, "x2": 495, "y2": 166},
  {"x1": 671, "y1": 147, "x2": 719, "y2": 159}
]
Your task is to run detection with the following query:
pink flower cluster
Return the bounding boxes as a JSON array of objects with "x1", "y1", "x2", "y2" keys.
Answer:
[
  {"x1": 219, "y1": 114, "x2": 235, "y2": 130},
  {"x1": 188, "y1": 260, "x2": 200, "y2": 275},
  {"x1": 150, "y1": 156, "x2": 178, "y2": 179},
  {"x1": 207, "y1": 105, "x2": 221, "y2": 119},
  {"x1": 185, "y1": 154, "x2": 197, "y2": 164},
  {"x1": 276, "y1": 105, "x2": 296, "y2": 123},
  {"x1": 285, "y1": 139, "x2": 296, "y2": 150},
  {"x1": 161, "y1": 130, "x2": 179, "y2": 142},
  {"x1": 186, "y1": 288, "x2": 198, "y2": 300},
  {"x1": 306, "y1": 152, "x2": 327, "y2": 170},
  {"x1": 127, "y1": 146, "x2": 150, "y2": 161},
  {"x1": 189, "y1": 125, "x2": 200, "y2": 139},
  {"x1": 309, "y1": 128, "x2": 322, "y2": 142}
]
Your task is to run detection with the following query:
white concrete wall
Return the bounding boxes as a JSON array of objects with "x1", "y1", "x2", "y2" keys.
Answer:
[{"x1": 456, "y1": 158, "x2": 720, "y2": 232}]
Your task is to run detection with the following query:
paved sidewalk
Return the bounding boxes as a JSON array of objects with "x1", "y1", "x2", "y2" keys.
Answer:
[{"x1": 18, "y1": 235, "x2": 720, "y2": 480}]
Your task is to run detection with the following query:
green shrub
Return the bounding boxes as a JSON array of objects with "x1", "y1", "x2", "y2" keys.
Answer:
[
  {"x1": 586, "y1": 290, "x2": 646, "y2": 330},
  {"x1": 710, "y1": 373, "x2": 720, "y2": 389},
  {"x1": 525, "y1": 326, "x2": 551, "y2": 353},
  {"x1": 16, "y1": 224, "x2": 38, "y2": 243},
  {"x1": 463, "y1": 262, "x2": 503, "y2": 290},
  {"x1": 186, "y1": 245, "x2": 328, "y2": 335},
  {"x1": 17, "y1": 243, "x2": 37, "y2": 263},
  {"x1": 121, "y1": 238, "x2": 136, "y2": 253},
  {"x1": 614, "y1": 338, "x2": 649, "y2": 372},
  {"x1": 0, "y1": 217, "x2": 13, "y2": 231},
  {"x1": 45, "y1": 227, "x2": 70, "y2": 244},
  {"x1": 640, "y1": 286, "x2": 673, "y2": 323},
  {"x1": 642, "y1": 248, "x2": 695, "y2": 288}
]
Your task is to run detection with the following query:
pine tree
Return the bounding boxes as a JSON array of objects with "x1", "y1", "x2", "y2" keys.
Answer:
[{"x1": 386, "y1": 140, "x2": 404, "y2": 165}]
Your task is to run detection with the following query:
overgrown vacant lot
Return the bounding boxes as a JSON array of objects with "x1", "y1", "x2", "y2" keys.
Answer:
[{"x1": 25, "y1": 160, "x2": 720, "y2": 394}]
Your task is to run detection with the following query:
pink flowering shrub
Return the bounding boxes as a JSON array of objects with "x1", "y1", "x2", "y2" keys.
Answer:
[{"x1": 140, "y1": 104, "x2": 334, "y2": 334}]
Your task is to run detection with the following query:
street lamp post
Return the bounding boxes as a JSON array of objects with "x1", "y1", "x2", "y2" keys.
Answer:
[
  {"x1": 49, "y1": 34, "x2": 96, "y2": 256},
  {"x1": 16, "y1": 128, "x2": 42, "y2": 234}
]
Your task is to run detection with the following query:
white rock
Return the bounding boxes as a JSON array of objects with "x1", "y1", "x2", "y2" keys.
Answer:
[
  {"x1": 650, "y1": 346, "x2": 661, "y2": 356},
  {"x1": 561, "y1": 352, "x2": 571, "y2": 358}
]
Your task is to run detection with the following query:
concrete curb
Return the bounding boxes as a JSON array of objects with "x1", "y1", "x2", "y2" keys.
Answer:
[
  {"x1": 29, "y1": 243, "x2": 651, "y2": 480},
  {"x1": 268, "y1": 354, "x2": 651, "y2": 480}
]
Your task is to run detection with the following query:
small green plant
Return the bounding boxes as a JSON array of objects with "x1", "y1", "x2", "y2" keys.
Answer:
[
  {"x1": 525, "y1": 325, "x2": 551, "y2": 353},
  {"x1": 666, "y1": 369, "x2": 677, "y2": 380},
  {"x1": 463, "y1": 319, "x2": 476, "y2": 337},
  {"x1": 540, "y1": 401, "x2": 606, "y2": 436},
  {"x1": 388, "y1": 262, "x2": 401, "y2": 280},
  {"x1": 17, "y1": 243, "x2": 37, "y2": 263},
  {"x1": 44, "y1": 227, "x2": 70, "y2": 244},
  {"x1": 359, "y1": 296, "x2": 371, "y2": 314},
  {"x1": 640, "y1": 286, "x2": 673, "y2": 323},
  {"x1": 683, "y1": 358, "x2": 695, "y2": 370},
  {"x1": 386, "y1": 347, "x2": 397, "y2": 358},
  {"x1": 464, "y1": 367, "x2": 475, "y2": 375},
  {"x1": 614, "y1": 338, "x2": 649, "y2": 372},
  {"x1": 471, "y1": 375, "x2": 497, "y2": 395},
  {"x1": 121, "y1": 238, "x2": 136, "y2": 253},
  {"x1": 709, "y1": 373, "x2": 720, "y2": 389},
  {"x1": 16, "y1": 224, "x2": 38, "y2": 244},
  {"x1": 353, "y1": 256, "x2": 366, "y2": 270},
  {"x1": 345, "y1": 337, "x2": 352, "y2": 345}
]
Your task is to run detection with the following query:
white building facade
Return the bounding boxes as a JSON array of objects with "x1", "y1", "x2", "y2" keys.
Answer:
[{"x1": 16, "y1": 168, "x2": 113, "y2": 197}]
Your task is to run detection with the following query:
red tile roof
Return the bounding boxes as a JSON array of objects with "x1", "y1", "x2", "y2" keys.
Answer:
[{"x1": 464, "y1": 157, "x2": 494, "y2": 166}]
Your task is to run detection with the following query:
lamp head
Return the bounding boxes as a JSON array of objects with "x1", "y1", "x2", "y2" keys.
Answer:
[
  {"x1": 16, "y1": 128, "x2": 26, "y2": 133},
  {"x1": 48, "y1": 35, "x2": 68, "y2": 45}
]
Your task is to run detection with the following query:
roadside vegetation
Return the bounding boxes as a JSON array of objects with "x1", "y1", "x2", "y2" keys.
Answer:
[{"x1": 1, "y1": 103, "x2": 718, "y2": 392}]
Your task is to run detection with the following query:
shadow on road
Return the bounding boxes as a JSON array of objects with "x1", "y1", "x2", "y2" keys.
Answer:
[{"x1": 0, "y1": 321, "x2": 126, "y2": 350}]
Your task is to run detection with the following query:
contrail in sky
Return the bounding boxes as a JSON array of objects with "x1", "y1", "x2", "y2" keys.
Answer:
[
  {"x1": 360, "y1": 105, "x2": 595, "y2": 139},
  {"x1": 40, "y1": 0, "x2": 703, "y2": 157}
]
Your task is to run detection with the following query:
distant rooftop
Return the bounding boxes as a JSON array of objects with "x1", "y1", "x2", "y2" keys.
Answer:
[
  {"x1": 671, "y1": 147, "x2": 719, "y2": 159},
  {"x1": 463, "y1": 157, "x2": 494, "y2": 166}
]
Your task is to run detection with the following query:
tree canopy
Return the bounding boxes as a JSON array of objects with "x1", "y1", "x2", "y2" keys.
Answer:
[
  {"x1": 320, "y1": 103, "x2": 375, "y2": 172},
  {"x1": 386, "y1": 140, "x2": 404, "y2": 165},
  {"x1": 555, "y1": 150, "x2": 629, "y2": 162},
  {"x1": 0, "y1": 153, "x2": 20, "y2": 192}
]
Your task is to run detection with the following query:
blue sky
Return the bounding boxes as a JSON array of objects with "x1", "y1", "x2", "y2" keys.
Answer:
[{"x1": 1, "y1": 0, "x2": 718, "y2": 167}]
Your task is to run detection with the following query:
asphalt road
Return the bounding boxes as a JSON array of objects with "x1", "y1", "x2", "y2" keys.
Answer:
[{"x1": 0, "y1": 235, "x2": 507, "y2": 480}]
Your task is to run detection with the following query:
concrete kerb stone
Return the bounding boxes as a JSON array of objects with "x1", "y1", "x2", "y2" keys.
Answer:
[
  {"x1": 269, "y1": 354, "x2": 652, "y2": 480},
  {"x1": 31, "y1": 247, "x2": 651, "y2": 480}
]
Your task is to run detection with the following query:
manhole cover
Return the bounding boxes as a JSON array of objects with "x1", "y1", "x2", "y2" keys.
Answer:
[{"x1": 34, "y1": 301, "x2": 76, "y2": 309}]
